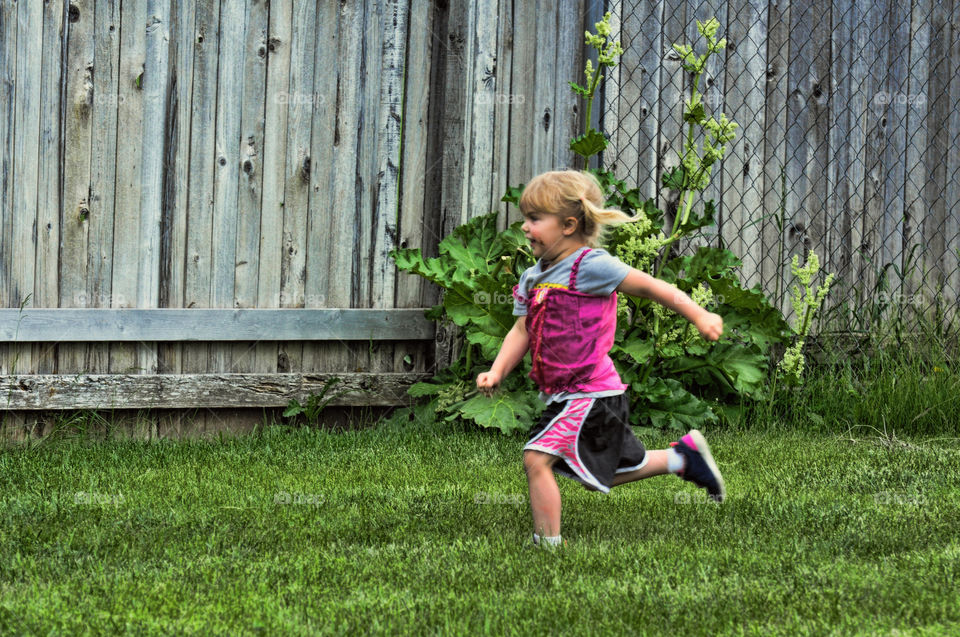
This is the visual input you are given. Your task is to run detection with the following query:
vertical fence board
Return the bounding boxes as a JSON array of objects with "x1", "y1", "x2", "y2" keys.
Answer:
[
  {"x1": 137, "y1": 0, "x2": 171, "y2": 382},
  {"x1": 0, "y1": 0, "x2": 16, "y2": 321},
  {"x1": 858, "y1": 0, "x2": 888, "y2": 319},
  {"x1": 601, "y1": 0, "x2": 622, "y2": 178},
  {"x1": 783, "y1": 0, "x2": 821, "y2": 322},
  {"x1": 656, "y1": 0, "x2": 688, "y2": 230},
  {"x1": 158, "y1": 0, "x2": 196, "y2": 371},
  {"x1": 10, "y1": 0, "x2": 44, "y2": 375},
  {"x1": 314, "y1": 0, "x2": 358, "y2": 376},
  {"x1": 110, "y1": 0, "x2": 146, "y2": 374},
  {"x1": 155, "y1": 0, "x2": 195, "y2": 436},
  {"x1": 182, "y1": 0, "x2": 220, "y2": 412},
  {"x1": 878, "y1": 0, "x2": 911, "y2": 315},
  {"x1": 35, "y1": 0, "x2": 65, "y2": 374},
  {"x1": 303, "y1": 0, "x2": 344, "y2": 377},
  {"x1": 209, "y1": 0, "x2": 245, "y2": 377},
  {"x1": 231, "y1": 0, "x2": 268, "y2": 374},
  {"x1": 372, "y1": 0, "x2": 408, "y2": 376},
  {"x1": 506, "y1": 0, "x2": 536, "y2": 211},
  {"x1": 827, "y1": 0, "x2": 855, "y2": 325},
  {"x1": 491, "y1": 0, "x2": 513, "y2": 226},
  {"x1": 60, "y1": 0, "x2": 95, "y2": 375},
  {"x1": 394, "y1": 0, "x2": 435, "y2": 376},
  {"x1": 760, "y1": 0, "x2": 789, "y2": 309},
  {"x1": 356, "y1": 0, "x2": 381, "y2": 313},
  {"x1": 86, "y1": 0, "x2": 120, "y2": 374},
  {"x1": 277, "y1": 0, "x2": 315, "y2": 374},
  {"x1": 923, "y1": 0, "x2": 952, "y2": 316},
  {"x1": 0, "y1": 0, "x2": 15, "y2": 384},
  {"x1": 622, "y1": 0, "x2": 663, "y2": 198},
  {"x1": 902, "y1": 0, "x2": 930, "y2": 311},
  {"x1": 254, "y1": 0, "x2": 291, "y2": 374},
  {"x1": 721, "y1": 0, "x2": 767, "y2": 290},
  {"x1": 945, "y1": 0, "x2": 960, "y2": 322},
  {"x1": 467, "y1": 0, "x2": 496, "y2": 218},
  {"x1": 531, "y1": 1, "x2": 557, "y2": 174},
  {"x1": 553, "y1": 0, "x2": 581, "y2": 171}
]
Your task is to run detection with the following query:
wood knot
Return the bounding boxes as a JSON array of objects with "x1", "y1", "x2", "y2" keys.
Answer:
[{"x1": 69, "y1": 3, "x2": 80, "y2": 22}]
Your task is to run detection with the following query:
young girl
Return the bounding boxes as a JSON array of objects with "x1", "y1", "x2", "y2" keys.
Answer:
[{"x1": 476, "y1": 170, "x2": 726, "y2": 548}]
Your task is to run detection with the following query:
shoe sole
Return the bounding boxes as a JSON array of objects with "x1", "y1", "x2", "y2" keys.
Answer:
[{"x1": 688, "y1": 429, "x2": 726, "y2": 502}]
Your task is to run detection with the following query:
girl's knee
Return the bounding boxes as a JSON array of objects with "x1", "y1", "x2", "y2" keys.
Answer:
[{"x1": 523, "y1": 450, "x2": 556, "y2": 474}]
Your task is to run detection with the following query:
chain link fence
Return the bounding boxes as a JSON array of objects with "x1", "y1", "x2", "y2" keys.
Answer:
[{"x1": 600, "y1": 0, "x2": 960, "y2": 357}]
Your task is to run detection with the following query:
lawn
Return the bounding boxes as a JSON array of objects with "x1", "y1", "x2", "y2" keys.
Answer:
[{"x1": 1, "y1": 409, "x2": 959, "y2": 635}]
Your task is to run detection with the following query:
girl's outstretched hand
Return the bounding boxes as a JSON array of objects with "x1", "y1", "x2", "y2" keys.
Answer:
[
  {"x1": 476, "y1": 370, "x2": 502, "y2": 397},
  {"x1": 695, "y1": 311, "x2": 724, "y2": 341}
]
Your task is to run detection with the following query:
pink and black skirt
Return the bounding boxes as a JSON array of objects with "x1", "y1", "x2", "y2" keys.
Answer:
[{"x1": 523, "y1": 393, "x2": 647, "y2": 493}]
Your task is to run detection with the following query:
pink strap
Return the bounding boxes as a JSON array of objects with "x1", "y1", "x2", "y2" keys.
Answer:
[{"x1": 568, "y1": 248, "x2": 591, "y2": 291}]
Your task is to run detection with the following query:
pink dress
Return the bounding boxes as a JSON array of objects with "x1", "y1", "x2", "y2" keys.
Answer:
[{"x1": 514, "y1": 248, "x2": 646, "y2": 492}]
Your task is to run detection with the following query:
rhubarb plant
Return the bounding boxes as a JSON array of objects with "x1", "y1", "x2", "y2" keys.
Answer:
[{"x1": 391, "y1": 17, "x2": 804, "y2": 433}]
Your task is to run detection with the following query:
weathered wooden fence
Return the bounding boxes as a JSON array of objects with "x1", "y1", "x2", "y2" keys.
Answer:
[
  {"x1": 603, "y1": 0, "x2": 960, "y2": 334},
  {"x1": 2, "y1": 0, "x2": 957, "y2": 431},
  {"x1": 0, "y1": 0, "x2": 598, "y2": 431}
]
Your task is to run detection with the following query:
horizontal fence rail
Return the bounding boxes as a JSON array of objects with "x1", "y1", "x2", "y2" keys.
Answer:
[
  {"x1": 0, "y1": 373, "x2": 431, "y2": 410},
  {"x1": 0, "y1": 309, "x2": 436, "y2": 342}
]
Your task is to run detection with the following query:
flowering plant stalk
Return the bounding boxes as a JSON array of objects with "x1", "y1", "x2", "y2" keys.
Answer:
[{"x1": 773, "y1": 251, "x2": 836, "y2": 392}]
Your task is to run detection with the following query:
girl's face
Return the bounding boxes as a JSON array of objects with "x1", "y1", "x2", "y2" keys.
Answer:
[{"x1": 521, "y1": 211, "x2": 578, "y2": 262}]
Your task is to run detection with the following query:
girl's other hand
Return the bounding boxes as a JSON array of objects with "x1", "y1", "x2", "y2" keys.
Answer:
[
  {"x1": 696, "y1": 311, "x2": 724, "y2": 341},
  {"x1": 476, "y1": 370, "x2": 502, "y2": 397}
]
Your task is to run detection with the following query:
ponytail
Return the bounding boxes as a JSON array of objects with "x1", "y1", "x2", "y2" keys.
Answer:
[{"x1": 520, "y1": 170, "x2": 643, "y2": 248}]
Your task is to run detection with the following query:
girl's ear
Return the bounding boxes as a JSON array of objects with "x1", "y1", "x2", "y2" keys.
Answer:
[{"x1": 562, "y1": 215, "x2": 580, "y2": 235}]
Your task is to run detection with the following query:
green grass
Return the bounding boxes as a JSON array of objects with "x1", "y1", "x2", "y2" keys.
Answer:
[{"x1": 2, "y1": 413, "x2": 959, "y2": 635}]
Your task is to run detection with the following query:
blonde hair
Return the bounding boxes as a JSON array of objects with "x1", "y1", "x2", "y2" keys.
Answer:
[{"x1": 519, "y1": 170, "x2": 639, "y2": 247}]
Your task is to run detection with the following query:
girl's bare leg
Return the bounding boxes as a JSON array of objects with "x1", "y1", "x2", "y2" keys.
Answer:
[
  {"x1": 523, "y1": 450, "x2": 561, "y2": 537},
  {"x1": 609, "y1": 449, "x2": 673, "y2": 486}
]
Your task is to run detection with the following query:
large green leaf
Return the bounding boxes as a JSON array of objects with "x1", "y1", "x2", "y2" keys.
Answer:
[
  {"x1": 570, "y1": 128, "x2": 608, "y2": 159},
  {"x1": 665, "y1": 246, "x2": 741, "y2": 284},
  {"x1": 708, "y1": 278, "x2": 792, "y2": 350},
  {"x1": 633, "y1": 377, "x2": 718, "y2": 430},
  {"x1": 613, "y1": 338, "x2": 655, "y2": 366},
  {"x1": 457, "y1": 391, "x2": 538, "y2": 434}
]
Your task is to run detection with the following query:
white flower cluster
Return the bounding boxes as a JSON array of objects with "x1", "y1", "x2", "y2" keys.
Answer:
[{"x1": 613, "y1": 215, "x2": 667, "y2": 326}]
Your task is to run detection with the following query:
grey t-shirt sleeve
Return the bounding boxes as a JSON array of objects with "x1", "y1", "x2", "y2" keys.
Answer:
[
  {"x1": 513, "y1": 269, "x2": 530, "y2": 316},
  {"x1": 573, "y1": 248, "x2": 632, "y2": 296}
]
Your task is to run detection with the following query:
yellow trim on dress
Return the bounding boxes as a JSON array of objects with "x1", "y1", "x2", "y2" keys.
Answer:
[{"x1": 531, "y1": 282, "x2": 568, "y2": 290}]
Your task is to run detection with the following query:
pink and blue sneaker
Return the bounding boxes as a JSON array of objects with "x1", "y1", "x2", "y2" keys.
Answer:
[{"x1": 670, "y1": 430, "x2": 726, "y2": 502}]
